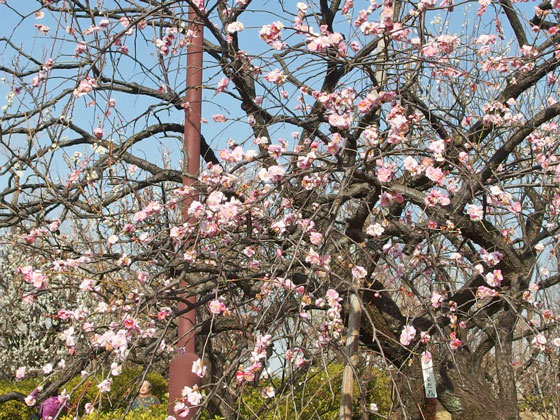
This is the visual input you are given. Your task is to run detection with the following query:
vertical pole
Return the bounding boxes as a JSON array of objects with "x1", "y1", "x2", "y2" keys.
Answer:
[
  {"x1": 339, "y1": 292, "x2": 362, "y2": 420},
  {"x1": 168, "y1": 3, "x2": 204, "y2": 418}
]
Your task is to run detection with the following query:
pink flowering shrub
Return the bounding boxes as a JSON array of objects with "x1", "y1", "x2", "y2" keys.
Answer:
[{"x1": 1, "y1": 1, "x2": 560, "y2": 419}]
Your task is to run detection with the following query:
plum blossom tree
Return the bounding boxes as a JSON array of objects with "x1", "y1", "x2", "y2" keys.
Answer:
[
  {"x1": 0, "y1": 244, "x2": 66, "y2": 376},
  {"x1": 1, "y1": 0, "x2": 560, "y2": 419}
]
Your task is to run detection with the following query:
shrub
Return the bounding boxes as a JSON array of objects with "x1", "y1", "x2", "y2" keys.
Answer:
[
  {"x1": 59, "y1": 405, "x2": 226, "y2": 420},
  {"x1": 60, "y1": 403, "x2": 168, "y2": 420},
  {"x1": 62, "y1": 367, "x2": 167, "y2": 414},
  {"x1": 237, "y1": 363, "x2": 391, "y2": 420},
  {"x1": 0, "y1": 379, "x2": 39, "y2": 420}
]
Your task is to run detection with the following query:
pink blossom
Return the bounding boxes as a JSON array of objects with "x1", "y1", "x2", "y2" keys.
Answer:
[
  {"x1": 206, "y1": 190, "x2": 225, "y2": 210},
  {"x1": 529, "y1": 283, "x2": 540, "y2": 293},
  {"x1": 79, "y1": 279, "x2": 95, "y2": 291},
  {"x1": 74, "y1": 42, "x2": 87, "y2": 56},
  {"x1": 532, "y1": 333, "x2": 547, "y2": 350},
  {"x1": 261, "y1": 386, "x2": 275, "y2": 399},
  {"x1": 137, "y1": 271, "x2": 148, "y2": 282},
  {"x1": 15, "y1": 367, "x2": 26, "y2": 379},
  {"x1": 230, "y1": 146, "x2": 244, "y2": 163},
  {"x1": 215, "y1": 77, "x2": 229, "y2": 93},
  {"x1": 124, "y1": 318, "x2": 137, "y2": 330},
  {"x1": 476, "y1": 34, "x2": 497, "y2": 45},
  {"x1": 421, "y1": 351, "x2": 432, "y2": 364},
  {"x1": 48, "y1": 219, "x2": 61, "y2": 232},
  {"x1": 422, "y1": 43, "x2": 439, "y2": 57},
  {"x1": 187, "y1": 201, "x2": 205, "y2": 218},
  {"x1": 259, "y1": 165, "x2": 286, "y2": 183},
  {"x1": 360, "y1": 22, "x2": 380, "y2": 36},
  {"x1": 309, "y1": 231, "x2": 323, "y2": 245},
  {"x1": 449, "y1": 332, "x2": 462, "y2": 349},
  {"x1": 184, "y1": 249, "x2": 197, "y2": 263},
  {"x1": 285, "y1": 348, "x2": 306, "y2": 367},
  {"x1": 236, "y1": 369, "x2": 254, "y2": 383},
  {"x1": 43, "y1": 363, "x2": 53, "y2": 374},
  {"x1": 425, "y1": 166, "x2": 445, "y2": 184},
  {"x1": 271, "y1": 220, "x2": 286, "y2": 234},
  {"x1": 73, "y1": 77, "x2": 97, "y2": 98},
  {"x1": 268, "y1": 144, "x2": 284, "y2": 158},
  {"x1": 352, "y1": 265, "x2": 367, "y2": 280},
  {"x1": 376, "y1": 166, "x2": 393, "y2": 183},
  {"x1": 431, "y1": 291, "x2": 443, "y2": 308},
  {"x1": 327, "y1": 133, "x2": 343, "y2": 154},
  {"x1": 25, "y1": 395, "x2": 36, "y2": 407},
  {"x1": 403, "y1": 156, "x2": 420, "y2": 173},
  {"x1": 510, "y1": 201, "x2": 522, "y2": 213},
  {"x1": 117, "y1": 253, "x2": 131, "y2": 266},
  {"x1": 93, "y1": 127, "x2": 104, "y2": 139},
  {"x1": 485, "y1": 269, "x2": 503, "y2": 287},
  {"x1": 297, "y1": 151, "x2": 316, "y2": 169},
  {"x1": 226, "y1": 21, "x2": 244, "y2": 34},
  {"x1": 182, "y1": 385, "x2": 203, "y2": 406},
  {"x1": 365, "y1": 223, "x2": 383, "y2": 236},
  {"x1": 209, "y1": 299, "x2": 227, "y2": 315},
  {"x1": 35, "y1": 24, "x2": 50, "y2": 34},
  {"x1": 476, "y1": 286, "x2": 498, "y2": 299},
  {"x1": 325, "y1": 289, "x2": 341, "y2": 306},
  {"x1": 400, "y1": 325, "x2": 416, "y2": 346},
  {"x1": 328, "y1": 113, "x2": 352, "y2": 129},
  {"x1": 380, "y1": 191, "x2": 404, "y2": 206},
  {"x1": 106, "y1": 235, "x2": 118, "y2": 246},
  {"x1": 212, "y1": 114, "x2": 227, "y2": 122},
  {"x1": 31, "y1": 271, "x2": 48, "y2": 289},
  {"x1": 119, "y1": 16, "x2": 130, "y2": 27},
  {"x1": 264, "y1": 69, "x2": 286, "y2": 85},
  {"x1": 260, "y1": 22, "x2": 285, "y2": 50},
  {"x1": 425, "y1": 189, "x2": 450, "y2": 207},
  {"x1": 467, "y1": 204, "x2": 484, "y2": 221},
  {"x1": 192, "y1": 358, "x2": 206, "y2": 378},
  {"x1": 30, "y1": 71, "x2": 47, "y2": 87},
  {"x1": 192, "y1": 0, "x2": 206, "y2": 12},
  {"x1": 305, "y1": 248, "x2": 322, "y2": 265},
  {"x1": 97, "y1": 378, "x2": 113, "y2": 393},
  {"x1": 66, "y1": 169, "x2": 82, "y2": 187}
]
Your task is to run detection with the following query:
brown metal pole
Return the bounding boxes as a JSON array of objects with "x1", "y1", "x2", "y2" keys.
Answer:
[{"x1": 168, "y1": 3, "x2": 204, "y2": 418}]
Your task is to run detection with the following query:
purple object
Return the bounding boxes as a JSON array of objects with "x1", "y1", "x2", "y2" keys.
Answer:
[{"x1": 39, "y1": 396, "x2": 70, "y2": 419}]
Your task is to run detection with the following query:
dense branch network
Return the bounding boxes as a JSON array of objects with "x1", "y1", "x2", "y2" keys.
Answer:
[{"x1": 0, "y1": 1, "x2": 559, "y2": 419}]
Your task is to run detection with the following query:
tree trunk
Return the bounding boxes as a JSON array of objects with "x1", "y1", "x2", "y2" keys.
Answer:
[
  {"x1": 435, "y1": 351, "x2": 520, "y2": 420},
  {"x1": 392, "y1": 349, "x2": 520, "y2": 420},
  {"x1": 393, "y1": 362, "x2": 438, "y2": 420}
]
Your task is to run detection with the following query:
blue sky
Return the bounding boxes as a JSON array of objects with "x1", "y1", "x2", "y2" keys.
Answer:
[{"x1": 0, "y1": 0, "x2": 542, "y2": 194}]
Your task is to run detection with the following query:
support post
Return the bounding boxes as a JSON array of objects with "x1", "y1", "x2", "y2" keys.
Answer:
[
  {"x1": 339, "y1": 292, "x2": 362, "y2": 420},
  {"x1": 168, "y1": 3, "x2": 204, "y2": 418}
]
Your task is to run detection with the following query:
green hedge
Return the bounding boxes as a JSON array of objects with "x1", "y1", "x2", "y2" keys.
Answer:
[
  {"x1": 1, "y1": 364, "x2": 390, "y2": 419},
  {"x1": 63, "y1": 367, "x2": 167, "y2": 415},
  {"x1": 0, "y1": 379, "x2": 39, "y2": 420},
  {"x1": 237, "y1": 364, "x2": 391, "y2": 420},
  {"x1": 60, "y1": 404, "x2": 168, "y2": 420}
]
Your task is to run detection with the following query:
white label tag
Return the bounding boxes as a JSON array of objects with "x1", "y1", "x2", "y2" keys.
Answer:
[{"x1": 421, "y1": 353, "x2": 437, "y2": 398}]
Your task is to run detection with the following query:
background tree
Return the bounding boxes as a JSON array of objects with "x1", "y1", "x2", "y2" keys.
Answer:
[{"x1": 1, "y1": 1, "x2": 560, "y2": 419}]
